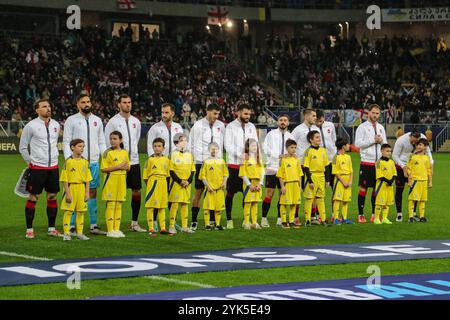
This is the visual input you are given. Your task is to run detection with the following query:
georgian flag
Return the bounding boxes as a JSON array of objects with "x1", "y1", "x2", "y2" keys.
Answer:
[
  {"x1": 118, "y1": 0, "x2": 136, "y2": 10},
  {"x1": 207, "y1": 6, "x2": 229, "y2": 26}
]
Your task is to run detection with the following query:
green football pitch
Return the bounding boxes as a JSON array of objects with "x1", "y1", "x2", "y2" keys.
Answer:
[{"x1": 0, "y1": 153, "x2": 449, "y2": 299}]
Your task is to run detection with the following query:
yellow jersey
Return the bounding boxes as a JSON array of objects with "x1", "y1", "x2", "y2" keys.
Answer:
[
  {"x1": 101, "y1": 149, "x2": 130, "y2": 175},
  {"x1": 277, "y1": 156, "x2": 303, "y2": 182},
  {"x1": 303, "y1": 146, "x2": 329, "y2": 176},
  {"x1": 60, "y1": 157, "x2": 92, "y2": 184},
  {"x1": 170, "y1": 150, "x2": 196, "y2": 180},
  {"x1": 143, "y1": 156, "x2": 170, "y2": 180},
  {"x1": 376, "y1": 158, "x2": 397, "y2": 181},
  {"x1": 332, "y1": 153, "x2": 353, "y2": 176},
  {"x1": 199, "y1": 158, "x2": 229, "y2": 190},
  {"x1": 407, "y1": 154, "x2": 432, "y2": 181},
  {"x1": 239, "y1": 158, "x2": 265, "y2": 181}
]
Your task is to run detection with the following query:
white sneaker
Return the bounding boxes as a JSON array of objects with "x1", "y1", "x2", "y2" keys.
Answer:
[
  {"x1": 251, "y1": 223, "x2": 262, "y2": 230},
  {"x1": 227, "y1": 220, "x2": 234, "y2": 229},
  {"x1": 243, "y1": 223, "x2": 251, "y2": 230},
  {"x1": 63, "y1": 233, "x2": 71, "y2": 241},
  {"x1": 396, "y1": 213, "x2": 403, "y2": 222},
  {"x1": 181, "y1": 227, "x2": 195, "y2": 233},
  {"x1": 276, "y1": 217, "x2": 282, "y2": 226},
  {"x1": 107, "y1": 232, "x2": 119, "y2": 238},
  {"x1": 76, "y1": 234, "x2": 90, "y2": 241},
  {"x1": 169, "y1": 227, "x2": 177, "y2": 235},
  {"x1": 261, "y1": 218, "x2": 270, "y2": 228},
  {"x1": 115, "y1": 230, "x2": 126, "y2": 238},
  {"x1": 190, "y1": 222, "x2": 198, "y2": 231},
  {"x1": 26, "y1": 230, "x2": 35, "y2": 239},
  {"x1": 47, "y1": 229, "x2": 63, "y2": 237},
  {"x1": 130, "y1": 223, "x2": 147, "y2": 233}
]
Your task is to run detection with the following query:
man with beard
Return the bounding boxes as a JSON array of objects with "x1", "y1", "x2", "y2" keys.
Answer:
[
  {"x1": 104, "y1": 94, "x2": 146, "y2": 233},
  {"x1": 261, "y1": 114, "x2": 294, "y2": 227},
  {"x1": 224, "y1": 104, "x2": 259, "y2": 229},
  {"x1": 19, "y1": 99, "x2": 62, "y2": 239},
  {"x1": 392, "y1": 131, "x2": 434, "y2": 222},
  {"x1": 63, "y1": 94, "x2": 107, "y2": 235}
]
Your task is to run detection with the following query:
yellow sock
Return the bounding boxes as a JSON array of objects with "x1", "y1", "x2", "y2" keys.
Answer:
[
  {"x1": 105, "y1": 202, "x2": 115, "y2": 232},
  {"x1": 158, "y1": 208, "x2": 166, "y2": 231},
  {"x1": 418, "y1": 201, "x2": 425, "y2": 218},
  {"x1": 251, "y1": 203, "x2": 258, "y2": 225},
  {"x1": 63, "y1": 210, "x2": 73, "y2": 234},
  {"x1": 244, "y1": 203, "x2": 251, "y2": 225},
  {"x1": 169, "y1": 203, "x2": 179, "y2": 229},
  {"x1": 76, "y1": 212, "x2": 85, "y2": 234},
  {"x1": 317, "y1": 198, "x2": 326, "y2": 221},
  {"x1": 280, "y1": 205, "x2": 287, "y2": 223},
  {"x1": 305, "y1": 198, "x2": 313, "y2": 222},
  {"x1": 341, "y1": 202, "x2": 349, "y2": 220},
  {"x1": 113, "y1": 202, "x2": 122, "y2": 232},
  {"x1": 375, "y1": 205, "x2": 382, "y2": 221},
  {"x1": 333, "y1": 201, "x2": 340, "y2": 219},
  {"x1": 181, "y1": 204, "x2": 188, "y2": 228},
  {"x1": 408, "y1": 200, "x2": 415, "y2": 218},
  {"x1": 147, "y1": 208, "x2": 154, "y2": 230},
  {"x1": 382, "y1": 206, "x2": 389, "y2": 220},
  {"x1": 289, "y1": 205, "x2": 296, "y2": 223},
  {"x1": 204, "y1": 209, "x2": 210, "y2": 226},
  {"x1": 215, "y1": 211, "x2": 221, "y2": 226}
]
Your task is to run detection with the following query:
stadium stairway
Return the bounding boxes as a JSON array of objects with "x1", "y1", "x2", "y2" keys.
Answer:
[{"x1": 438, "y1": 139, "x2": 450, "y2": 152}]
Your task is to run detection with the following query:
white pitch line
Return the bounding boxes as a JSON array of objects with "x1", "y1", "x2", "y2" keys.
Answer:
[
  {"x1": 145, "y1": 275, "x2": 216, "y2": 288},
  {"x1": 0, "y1": 251, "x2": 53, "y2": 261}
]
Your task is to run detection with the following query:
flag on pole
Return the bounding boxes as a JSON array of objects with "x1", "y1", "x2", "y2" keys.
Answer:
[
  {"x1": 117, "y1": 0, "x2": 136, "y2": 10},
  {"x1": 207, "y1": 6, "x2": 229, "y2": 25}
]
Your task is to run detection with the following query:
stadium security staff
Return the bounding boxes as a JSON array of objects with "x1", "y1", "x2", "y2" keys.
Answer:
[
  {"x1": 147, "y1": 103, "x2": 183, "y2": 157},
  {"x1": 189, "y1": 103, "x2": 225, "y2": 230},
  {"x1": 19, "y1": 99, "x2": 61, "y2": 239},
  {"x1": 63, "y1": 93, "x2": 107, "y2": 235},
  {"x1": 261, "y1": 114, "x2": 294, "y2": 227},
  {"x1": 354, "y1": 104, "x2": 387, "y2": 223},
  {"x1": 392, "y1": 131, "x2": 434, "y2": 222},
  {"x1": 104, "y1": 94, "x2": 146, "y2": 233},
  {"x1": 224, "y1": 104, "x2": 259, "y2": 229}
]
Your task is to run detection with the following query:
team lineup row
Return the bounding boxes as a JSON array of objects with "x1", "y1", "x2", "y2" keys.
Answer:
[{"x1": 18, "y1": 94, "x2": 434, "y2": 239}]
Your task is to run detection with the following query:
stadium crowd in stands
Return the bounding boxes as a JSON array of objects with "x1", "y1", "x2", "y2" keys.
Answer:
[
  {"x1": 258, "y1": 33, "x2": 450, "y2": 123},
  {"x1": 0, "y1": 26, "x2": 274, "y2": 125}
]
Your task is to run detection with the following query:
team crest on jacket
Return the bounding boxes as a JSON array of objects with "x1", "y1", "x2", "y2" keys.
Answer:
[
  {"x1": 133, "y1": 123, "x2": 136, "y2": 128},
  {"x1": 94, "y1": 122, "x2": 97, "y2": 126}
]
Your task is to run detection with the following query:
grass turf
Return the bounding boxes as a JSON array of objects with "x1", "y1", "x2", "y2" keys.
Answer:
[{"x1": 0, "y1": 153, "x2": 449, "y2": 299}]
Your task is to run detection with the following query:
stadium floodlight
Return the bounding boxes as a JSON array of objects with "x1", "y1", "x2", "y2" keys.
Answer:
[
  {"x1": 226, "y1": 20, "x2": 233, "y2": 28},
  {"x1": 206, "y1": 25, "x2": 210, "y2": 31},
  {"x1": 243, "y1": 19, "x2": 247, "y2": 23}
]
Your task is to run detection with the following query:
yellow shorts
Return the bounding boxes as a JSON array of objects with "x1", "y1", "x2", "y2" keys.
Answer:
[
  {"x1": 332, "y1": 175, "x2": 352, "y2": 202},
  {"x1": 279, "y1": 181, "x2": 301, "y2": 205},
  {"x1": 243, "y1": 180, "x2": 263, "y2": 203},
  {"x1": 102, "y1": 174, "x2": 126, "y2": 202},
  {"x1": 375, "y1": 180, "x2": 394, "y2": 206},
  {"x1": 408, "y1": 180, "x2": 428, "y2": 202},
  {"x1": 203, "y1": 189, "x2": 225, "y2": 211},
  {"x1": 303, "y1": 175, "x2": 325, "y2": 199},
  {"x1": 168, "y1": 180, "x2": 192, "y2": 203},
  {"x1": 144, "y1": 177, "x2": 168, "y2": 209},
  {"x1": 61, "y1": 184, "x2": 87, "y2": 212}
]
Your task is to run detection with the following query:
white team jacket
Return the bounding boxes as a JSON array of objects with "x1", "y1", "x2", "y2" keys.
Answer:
[
  {"x1": 63, "y1": 112, "x2": 107, "y2": 163},
  {"x1": 147, "y1": 120, "x2": 183, "y2": 157},
  {"x1": 354, "y1": 120, "x2": 387, "y2": 163},
  {"x1": 392, "y1": 132, "x2": 434, "y2": 168},
  {"x1": 224, "y1": 119, "x2": 259, "y2": 166},
  {"x1": 104, "y1": 113, "x2": 141, "y2": 165},
  {"x1": 291, "y1": 122, "x2": 319, "y2": 164},
  {"x1": 262, "y1": 128, "x2": 294, "y2": 174},
  {"x1": 189, "y1": 117, "x2": 225, "y2": 163},
  {"x1": 19, "y1": 117, "x2": 60, "y2": 167},
  {"x1": 316, "y1": 121, "x2": 337, "y2": 162}
]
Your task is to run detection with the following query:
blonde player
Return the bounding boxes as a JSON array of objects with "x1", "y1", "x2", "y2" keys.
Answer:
[
  {"x1": 168, "y1": 133, "x2": 196, "y2": 234},
  {"x1": 303, "y1": 131, "x2": 331, "y2": 226},
  {"x1": 143, "y1": 137, "x2": 171, "y2": 236},
  {"x1": 277, "y1": 139, "x2": 303, "y2": 229},
  {"x1": 61, "y1": 139, "x2": 92, "y2": 241},
  {"x1": 406, "y1": 138, "x2": 433, "y2": 223},
  {"x1": 101, "y1": 131, "x2": 130, "y2": 238},
  {"x1": 239, "y1": 139, "x2": 265, "y2": 230},
  {"x1": 199, "y1": 142, "x2": 229, "y2": 230},
  {"x1": 374, "y1": 144, "x2": 397, "y2": 225},
  {"x1": 331, "y1": 137, "x2": 354, "y2": 225}
]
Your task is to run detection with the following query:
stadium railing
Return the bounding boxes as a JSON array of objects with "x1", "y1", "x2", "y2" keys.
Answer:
[{"x1": 435, "y1": 123, "x2": 450, "y2": 152}]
